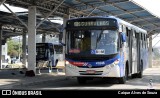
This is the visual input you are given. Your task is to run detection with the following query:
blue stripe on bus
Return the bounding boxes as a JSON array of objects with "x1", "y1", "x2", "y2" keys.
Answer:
[{"x1": 66, "y1": 54, "x2": 120, "y2": 67}]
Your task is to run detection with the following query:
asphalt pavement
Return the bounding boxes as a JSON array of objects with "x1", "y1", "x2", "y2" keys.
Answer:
[
  {"x1": 0, "y1": 66, "x2": 160, "y2": 90},
  {"x1": 0, "y1": 68, "x2": 66, "y2": 89}
]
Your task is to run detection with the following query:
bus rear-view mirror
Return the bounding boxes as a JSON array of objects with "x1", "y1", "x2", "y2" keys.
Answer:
[{"x1": 121, "y1": 32, "x2": 126, "y2": 42}]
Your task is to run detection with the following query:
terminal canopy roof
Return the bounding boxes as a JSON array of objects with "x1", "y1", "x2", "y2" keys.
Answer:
[
  {"x1": 1, "y1": 0, "x2": 160, "y2": 37},
  {"x1": 0, "y1": 11, "x2": 62, "y2": 38}
]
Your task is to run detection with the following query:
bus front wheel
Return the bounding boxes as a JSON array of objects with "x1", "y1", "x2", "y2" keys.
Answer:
[
  {"x1": 119, "y1": 67, "x2": 128, "y2": 84},
  {"x1": 119, "y1": 76, "x2": 126, "y2": 84}
]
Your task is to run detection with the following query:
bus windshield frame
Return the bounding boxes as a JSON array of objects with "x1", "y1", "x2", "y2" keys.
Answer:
[
  {"x1": 66, "y1": 29, "x2": 119, "y2": 55},
  {"x1": 65, "y1": 18, "x2": 119, "y2": 60}
]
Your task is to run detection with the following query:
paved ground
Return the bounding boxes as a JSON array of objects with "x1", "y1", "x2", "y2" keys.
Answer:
[
  {"x1": 0, "y1": 68, "x2": 66, "y2": 89},
  {"x1": 0, "y1": 66, "x2": 160, "y2": 90}
]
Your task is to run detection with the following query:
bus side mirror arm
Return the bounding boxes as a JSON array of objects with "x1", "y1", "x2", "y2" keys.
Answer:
[
  {"x1": 120, "y1": 32, "x2": 126, "y2": 48},
  {"x1": 121, "y1": 32, "x2": 126, "y2": 43}
]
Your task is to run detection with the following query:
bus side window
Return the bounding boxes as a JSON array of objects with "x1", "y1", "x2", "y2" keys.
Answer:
[
  {"x1": 132, "y1": 31, "x2": 136, "y2": 47},
  {"x1": 144, "y1": 34, "x2": 147, "y2": 49},
  {"x1": 141, "y1": 33, "x2": 143, "y2": 48},
  {"x1": 50, "y1": 45, "x2": 54, "y2": 55},
  {"x1": 142, "y1": 34, "x2": 144, "y2": 48},
  {"x1": 126, "y1": 27, "x2": 129, "y2": 47}
]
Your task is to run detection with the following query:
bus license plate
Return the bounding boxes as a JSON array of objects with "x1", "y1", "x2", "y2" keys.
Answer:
[{"x1": 86, "y1": 70, "x2": 95, "y2": 74}]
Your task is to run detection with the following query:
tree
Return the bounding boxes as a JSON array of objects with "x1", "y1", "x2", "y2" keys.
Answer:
[{"x1": 7, "y1": 38, "x2": 22, "y2": 58}]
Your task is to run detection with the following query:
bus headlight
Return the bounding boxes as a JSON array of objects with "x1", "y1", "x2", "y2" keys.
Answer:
[
  {"x1": 113, "y1": 59, "x2": 120, "y2": 65},
  {"x1": 66, "y1": 61, "x2": 77, "y2": 69},
  {"x1": 65, "y1": 61, "x2": 69, "y2": 65},
  {"x1": 106, "y1": 59, "x2": 119, "y2": 69}
]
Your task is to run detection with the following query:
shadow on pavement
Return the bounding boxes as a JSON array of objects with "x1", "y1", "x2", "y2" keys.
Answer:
[{"x1": 0, "y1": 68, "x2": 66, "y2": 89}]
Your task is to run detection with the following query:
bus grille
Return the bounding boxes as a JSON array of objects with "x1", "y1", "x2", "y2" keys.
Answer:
[{"x1": 79, "y1": 71, "x2": 103, "y2": 75}]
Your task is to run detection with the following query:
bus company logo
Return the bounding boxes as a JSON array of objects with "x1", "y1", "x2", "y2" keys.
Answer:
[
  {"x1": 2, "y1": 90, "x2": 11, "y2": 95},
  {"x1": 96, "y1": 61, "x2": 105, "y2": 65},
  {"x1": 87, "y1": 64, "x2": 92, "y2": 68}
]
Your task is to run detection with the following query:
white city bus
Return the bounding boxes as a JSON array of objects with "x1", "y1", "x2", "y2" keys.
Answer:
[
  {"x1": 36, "y1": 43, "x2": 63, "y2": 67},
  {"x1": 65, "y1": 16, "x2": 148, "y2": 84}
]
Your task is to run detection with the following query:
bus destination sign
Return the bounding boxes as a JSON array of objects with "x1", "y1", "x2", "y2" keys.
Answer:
[
  {"x1": 74, "y1": 21, "x2": 109, "y2": 27},
  {"x1": 67, "y1": 18, "x2": 117, "y2": 28}
]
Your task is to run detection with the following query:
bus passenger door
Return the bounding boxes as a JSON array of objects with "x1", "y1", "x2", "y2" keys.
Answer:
[
  {"x1": 136, "y1": 33, "x2": 141, "y2": 73},
  {"x1": 128, "y1": 29, "x2": 132, "y2": 74},
  {"x1": 132, "y1": 31, "x2": 138, "y2": 73}
]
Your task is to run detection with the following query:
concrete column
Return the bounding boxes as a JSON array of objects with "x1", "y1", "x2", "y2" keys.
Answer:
[
  {"x1": 28, "y1": 6, "x2": 36, "y2": 74},
  {"x1": 42, "y1": 33, "x2": 46, "y2": 43},
  {"x1": 0, "y1": 27, "x2": 2, "y2": 69},
  {"x1": 22, "y1": 32, "x2": 27, "y2": 68},
  {"x1": 62, "y1": 15, "x2": 69, "y2": 61},
  {"x1": 149, "y1": 35, "x2": 152, "y2": 68}
]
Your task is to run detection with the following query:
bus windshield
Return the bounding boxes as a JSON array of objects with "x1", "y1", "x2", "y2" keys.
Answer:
[
  {"x1": 36, "y1": 46, "x2": 47, "y2": 60},
  {"x1": 67, "y1": 30, "x2": 119, "y2": 55},
  {"x1": 36, "y1": 43, "x2": 53, "y2": 60}
]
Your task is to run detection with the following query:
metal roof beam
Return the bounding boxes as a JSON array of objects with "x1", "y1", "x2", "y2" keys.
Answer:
[
  {"x1": 75, "y1": 2, "x2": 105, "y2": 11},
  {"x1": 75, "y1": 0, "x2": 115, "y2": 16},
  {"x1": 75, "y1": 0, "x2": 129, "y2": 11},
  {"x1": 42, "y1": 0, "x2": 55, "y2": 3},
  {"x1": 36, "y1": 0, "x2": 90, "y2": 17},
  {"x1": 69, "y1": 8, "x2": 93, "y2": 17},
  {"x1": 36, "y1": 0, "x2": 65, "y2": 29},
  {"x1": 129, "y1": 16, "x2": 157, "y2": 23},
  {"x1": 0, "y1": 15, "x2": 15, "y2": 20},
  {"x1": 5, "y1": 0, "x2": 69, "y2": 16},
  {"x1": 35, "y1": 0, "x2": 68, "y2": 14},
  {"x1": 152, "y1": 33, "x2": 160, "y2": 40},
  {"x1": 99, "y1": 0, "x2": 145, "y2": 18},
  {"x1": 115, "y1": 2, "x2": 159, "y2": 30},
  {"x1": 3, "y1": 3, "x2": 28, "y2": 29},
  {"x1": 115, "y1": 9, "x2": 145, "y2": 17},
  {"x1": 87, "y1": 7, "x2": 97, "y2": 17},
  {"x1": 129, "y1": 0, "x2": 160, "y2": 33},
  {"x1": 137, "y1": 21, "x2": 160, "y2": 26},
  {"x1": 4, "y1": 0, "x2": 90, "y2": 18},
  {"x1": 99, "y1": 0, "x2": 157, "y2": 28},
  {"x1": 149, "y1": 27, "x2": 160, "y2": 32},
  {"x1": 40, "y1": 12, "x2": 61, "y2": 32},
  {"x1": 0, "y1": 0, "x2": 6, "y2": 5},
  {"x1": 148, "y1": 31, "x2": 160, "y2": 36},
  {"x1": 99, "y1": 0, "x2": 159, "y2": 29},
  {"x1": 153, "y1": 38, "x2": 160, "y2": 48}
]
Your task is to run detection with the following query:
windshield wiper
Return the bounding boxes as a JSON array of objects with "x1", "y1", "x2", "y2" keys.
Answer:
[{"x1": 96, "y1": 30, "x2": 103, "y2": 48}]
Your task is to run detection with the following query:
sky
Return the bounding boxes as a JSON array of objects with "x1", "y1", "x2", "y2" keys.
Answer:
[
  {"x1": 0, "y1": 0, "x2": 160, "y2": 47},
  {"x1": 0, "y1": 4, "x2": 27, "y2": 12}
]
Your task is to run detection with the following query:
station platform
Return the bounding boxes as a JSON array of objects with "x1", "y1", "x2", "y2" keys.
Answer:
[{"x1": 0, "y1": 68, "x2": 66, "y2": 89}]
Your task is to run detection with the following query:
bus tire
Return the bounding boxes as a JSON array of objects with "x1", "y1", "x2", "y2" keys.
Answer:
[
  {"x1": 119, "y1": 76, "x2": 126, "y2": 84},
  {"x1": 119, "y1": 66, "x2": 128, "y2": 84},
  {"x1": 55, "y1": 60, "x2": 58, "y2": 67},
  {"x1": 77, "y1": 77, "x2": 86, "y2": 84}
]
